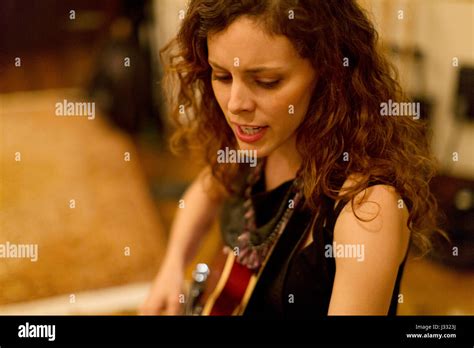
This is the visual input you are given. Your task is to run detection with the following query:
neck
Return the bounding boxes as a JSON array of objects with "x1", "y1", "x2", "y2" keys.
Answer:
[{"x1": 264, "y1": 135, "x2": 302, "y2": 191}]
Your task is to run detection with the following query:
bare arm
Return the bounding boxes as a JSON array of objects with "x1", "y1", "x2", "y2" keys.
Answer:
[
  {"x1": 139, "y1": 167, "x2": 227, "y2": 315},
  {"x1": 328, "y1": 183, "x2": 410, "y2": 315},
  {"x1": 164, "y1": 166, "x2": 227, "y2": 268}
]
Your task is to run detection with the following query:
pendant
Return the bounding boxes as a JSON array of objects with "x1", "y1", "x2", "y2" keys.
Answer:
[{"x1": 235, "y1": 231, "x2": 265, "y2": 270}]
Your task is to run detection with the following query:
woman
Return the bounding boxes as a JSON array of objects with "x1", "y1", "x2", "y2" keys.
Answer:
[{"x1": 140, "y1": 0, "x2": 443, "y2": 317}]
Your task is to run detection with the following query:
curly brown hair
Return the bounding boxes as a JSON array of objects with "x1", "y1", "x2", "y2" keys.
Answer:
[{"x1": 160, "y1": 0, "x2": 445, "y2": 253}]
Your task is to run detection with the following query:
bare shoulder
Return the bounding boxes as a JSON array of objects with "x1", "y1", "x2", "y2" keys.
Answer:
[
  {"x1": 334, "y1": 173, "x2": 410, "y2": 265},
  {"x1": 327, "y1": 174, "x2": 412, "y2": 314},
  {"x1": 327, "y1": 174, "x2": 411, "y2": 314}
]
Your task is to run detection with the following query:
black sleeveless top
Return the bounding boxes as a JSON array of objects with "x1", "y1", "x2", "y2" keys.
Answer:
[{"x1": 220, "y1": 171, "x2": 409, "y2": 318}]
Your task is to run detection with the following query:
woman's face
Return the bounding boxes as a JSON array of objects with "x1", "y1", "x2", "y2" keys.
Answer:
[{"x1": 207, "y1": 16, "x2": 317, "y2": 158}]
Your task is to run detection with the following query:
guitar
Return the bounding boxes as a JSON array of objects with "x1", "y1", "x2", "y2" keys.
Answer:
[{"x1": 184, "y1": 249, "x2": 259, "y2": 316}]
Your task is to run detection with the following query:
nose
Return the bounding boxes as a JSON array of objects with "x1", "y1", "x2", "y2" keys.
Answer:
[{"x1": 227, "y1": 80, "x2": 255, "y2": 115}]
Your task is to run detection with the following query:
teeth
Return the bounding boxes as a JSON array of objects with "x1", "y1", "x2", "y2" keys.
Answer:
[{"x1": 240, "y1": 126, "x2": 262, "y2": 135}]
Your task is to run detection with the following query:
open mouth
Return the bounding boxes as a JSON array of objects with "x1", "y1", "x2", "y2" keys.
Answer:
[
  {"x1": 239, "y1": 126, "x2": 265, "y2": 135},
  {"x1": 234, "y1": 124, "x2": 269, "y2": 143}
]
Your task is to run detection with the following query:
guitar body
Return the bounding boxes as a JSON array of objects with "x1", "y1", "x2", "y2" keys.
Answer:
[
  {"x1": 202, "y1": 252, "x2": 256, "y2": 315},
  {"x1": 187, "y1": 250, "x2": 258, "y2": 316}
]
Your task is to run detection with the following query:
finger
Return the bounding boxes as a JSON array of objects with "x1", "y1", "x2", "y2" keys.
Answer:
[
  {"x1": 139, "y1": 297, "x2": 166, "y2": 315},
  {"x1": 165, "y1": 299, "x2": 182, "y2": 315}
]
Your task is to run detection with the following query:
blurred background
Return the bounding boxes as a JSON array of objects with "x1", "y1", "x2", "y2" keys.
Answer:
[{"x1": 0, "y1": 0, "x2": 472, "y2": 315}]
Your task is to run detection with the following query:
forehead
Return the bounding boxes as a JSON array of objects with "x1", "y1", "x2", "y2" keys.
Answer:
[{"x1": 207, "y1": 16, "x2": 300, "y2": 68}]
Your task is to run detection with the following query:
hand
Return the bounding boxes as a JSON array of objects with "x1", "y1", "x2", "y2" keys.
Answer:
[{"x1": 138, "y1": 261, "x2": 185, "y2": 315}]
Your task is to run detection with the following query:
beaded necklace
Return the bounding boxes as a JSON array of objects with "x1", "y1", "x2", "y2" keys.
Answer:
[{"x1": 233, "y1": 160, "x2": 304, "y2": 271}]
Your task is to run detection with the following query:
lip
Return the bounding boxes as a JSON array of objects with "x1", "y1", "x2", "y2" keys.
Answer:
[{"x1": 233, "y1": 123, "x2": 269, "y2": 143}]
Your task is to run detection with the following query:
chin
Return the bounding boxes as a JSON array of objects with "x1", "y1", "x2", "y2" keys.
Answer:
[{"x1": 236, "y1": 141, "x2": 273, "y2": 158}]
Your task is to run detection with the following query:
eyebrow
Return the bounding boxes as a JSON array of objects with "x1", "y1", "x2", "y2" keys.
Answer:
[{"x1": 208, "y1": 60, "x2": 284, "y2": 73}]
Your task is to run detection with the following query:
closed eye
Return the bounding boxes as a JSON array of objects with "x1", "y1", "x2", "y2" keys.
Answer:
[
  {"x1": 256, "y1": 80, "x2": 281, "y2": 89},
  {"x1": 211, "y1": 74, "x2": 231, "y2": 83},
  {"x1": 212, "y1": 74, "x2": 281, "y2": 89}
]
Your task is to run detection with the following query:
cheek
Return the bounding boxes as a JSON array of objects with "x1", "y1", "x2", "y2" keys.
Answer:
[
  {"x1": 285, "y1": 82, "x2": 314, "y2": 125},
  {"x1": 263, "y1": 92, "x2": 308, "y2": 132}
]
